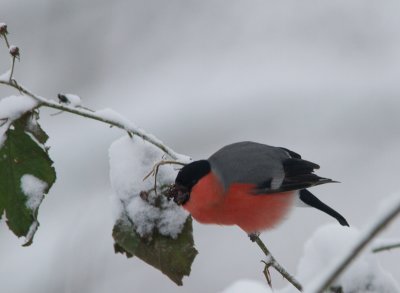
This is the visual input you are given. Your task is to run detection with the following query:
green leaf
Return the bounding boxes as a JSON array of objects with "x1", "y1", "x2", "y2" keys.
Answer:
[
  {"x1": 0, "y1": 112, "x2": 56, "y2": 246},
  {"x1": 113, "y1": 215, "x2": 198, "y2": 286}
]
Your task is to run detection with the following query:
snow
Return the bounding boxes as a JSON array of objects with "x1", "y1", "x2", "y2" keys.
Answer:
[
  {"x1": 220, "y1": 279, "x2": 272, "y2": 293},
  {"x1": 0, "y1": 95, "x2": 39, "y2": 147},
  {"x1": 305, "y1": 193, "x2": 400, "y2": 293},
  {"x1": 0, "y1": 69, "x2": 11, "y2": 82},
  {"x1": 298, "y1": 224, "x2": 399, "y2": 292},
  {"x1": 109, "y1": 136, "x2": 188, "y2": 238},
  {"x1": 63, "y1": 94, "x2": 82, "y2": 107},
  {"x1": 20, "y1": 174, "x2": 48, "y2": 211},
  {"x1": 96, "y1": 108, "x2": 138, "y2": 129}
]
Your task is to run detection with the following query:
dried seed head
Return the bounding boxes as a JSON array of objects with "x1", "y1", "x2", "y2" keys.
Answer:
[
  {"x1": 0, "y1": 23, "x2": 7, "y2": 35},
  {"x1": 9, "y1": 45, "x2": 20, "y2": 59}
]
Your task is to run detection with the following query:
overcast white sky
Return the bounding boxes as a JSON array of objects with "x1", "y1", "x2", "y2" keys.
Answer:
[{"x1": 1, "y1": 1, "x2": 400, "y2": 292}]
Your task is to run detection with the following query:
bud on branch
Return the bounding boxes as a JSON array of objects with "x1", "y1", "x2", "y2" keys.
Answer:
[
  {"x1": 0, "y1": 23, "x2": 8, "y2": 36},
  {"x1": 9, "y1": 45, "x2": 20, "y2": 60}
]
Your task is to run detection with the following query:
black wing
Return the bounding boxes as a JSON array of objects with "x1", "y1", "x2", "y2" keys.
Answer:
[{"x1": 253, "y1": 150, "x2": 335, "y2": 194}]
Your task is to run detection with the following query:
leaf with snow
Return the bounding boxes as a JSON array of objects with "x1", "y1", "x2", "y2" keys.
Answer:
[
  {"x1": 113, "y1": 214, "x2": 198, "y2": 286},
  {"x1": 0, "y1": 108, "x2": 56, "y2": 246},
  {"x1": 109, "y1": 136, "x2": 197, "y2": 285}
]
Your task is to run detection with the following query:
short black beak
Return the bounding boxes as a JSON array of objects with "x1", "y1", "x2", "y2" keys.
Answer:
[{"x1": 174, "y1": 192, "x2": 190, "y2": 205}]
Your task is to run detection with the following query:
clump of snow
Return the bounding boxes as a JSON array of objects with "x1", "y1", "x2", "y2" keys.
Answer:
[
  {"x1": 157, "y1": 199, "x2": 189, "y2": 238},
  {"x1": 109, "y1": 136, "x2": 188, "y2": 238},
  {"x1": 63, "y1": 94, "x2": 82, "y2": 107},
  {"x1": 299, "y1": 224, "x2": 400, "y2": 293},
  {"x1": 0, "y1": 95, "x2": 38, "y2": 147},
  {"x1": 220, "y1": 279, "x2": 272, "y2": 293},
  {"x1": 126, "y1": 196, "x2": 161, "y2": 236},
  {"x1": 20, "y1": 174, "x2": 48, "y2": 211}
]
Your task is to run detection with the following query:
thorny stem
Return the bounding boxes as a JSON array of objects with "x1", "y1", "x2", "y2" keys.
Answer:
[{"x1": 251, "y1": 234, "x2": 303, "y2": 292}]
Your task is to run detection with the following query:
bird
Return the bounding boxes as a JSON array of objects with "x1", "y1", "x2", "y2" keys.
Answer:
[{"x1": 173, "y1": 141, "x2": 348, "y2": 234}]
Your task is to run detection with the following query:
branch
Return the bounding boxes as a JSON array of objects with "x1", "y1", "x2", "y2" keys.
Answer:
[
  {"x1": 1, "y1": 24, "x2": 189, "y2": 162},
  {"x1": 251, "y1": 234, "x2": 303, "y2": 291},
  {"x1": 306, "y1": 194, "x2": 400, "y2": 293},
  {"x1": 0, "y1": 78, "x2": 188, "y2": 161}
]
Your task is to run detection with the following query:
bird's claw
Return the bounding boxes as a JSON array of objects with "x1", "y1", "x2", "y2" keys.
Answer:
[{"x1": 261, "y1": 260, "x2": 273, "y2": 288}]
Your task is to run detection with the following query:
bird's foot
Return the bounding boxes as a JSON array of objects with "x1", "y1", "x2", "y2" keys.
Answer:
[
  {"x1": 261, "y1": 257, "x2": 274, "y2": 288},
  {"x1": 248, "y1": 232, "x2": 260, "y2": 242}
]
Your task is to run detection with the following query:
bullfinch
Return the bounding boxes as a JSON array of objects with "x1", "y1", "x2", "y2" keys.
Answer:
[{"x1": 174, "y1": 141, "x2": 348, "y2": 234}]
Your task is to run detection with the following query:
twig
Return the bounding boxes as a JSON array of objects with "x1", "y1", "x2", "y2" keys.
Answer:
[
  {"x1": 0, "y1": 26, "x2": 10, "y2": 48},
  {"x1": 372, "y1": 243, "x2": 400, "y2": 253},
  {"x1": 143, "y1": 160, "x2": 187, "y2": 181},
  {"x1": 9, "y1": 56, "x2": 16, "y2": 82},
  {"x1": 306, "y1": 195, "x2": 400, "y2": 293},
  {"x1": 251, "y1": 234, "x2": 303, "y2": 291},
  {"x1": 143, "y1": 160, "x2": 187, "y2": 195}
]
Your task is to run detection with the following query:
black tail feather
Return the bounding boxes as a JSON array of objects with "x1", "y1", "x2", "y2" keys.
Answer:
[{"x1": 299, "y1": 189, "x2": 349, "y2": 227}]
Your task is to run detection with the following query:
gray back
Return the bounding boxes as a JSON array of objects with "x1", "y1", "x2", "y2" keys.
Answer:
[{"x1": 208, "y1": 141, "x2": 290, "y2": 190}]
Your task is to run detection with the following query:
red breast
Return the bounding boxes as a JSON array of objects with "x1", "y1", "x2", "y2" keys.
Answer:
[{"x1": 183, "y1": 172, "x2": 296, "y2": 233}]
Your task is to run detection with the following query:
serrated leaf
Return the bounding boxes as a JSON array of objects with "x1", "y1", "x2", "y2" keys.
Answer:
[
  {"x1": 0, "y1": 112, "x2": 56, "y2": 245},
  {"x1": 113, "y1": 215, "x2": 198, "y2": 286}
]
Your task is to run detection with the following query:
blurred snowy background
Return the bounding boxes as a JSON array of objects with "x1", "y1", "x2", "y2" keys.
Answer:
[{"x1": 1, "y1": 1, "x2": 400, "y2": 292}]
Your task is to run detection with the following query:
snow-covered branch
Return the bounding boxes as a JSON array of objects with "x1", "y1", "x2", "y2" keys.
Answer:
[
  {"x1": 305, "y1": 194, "x2": 400, "y2": 293},
  {"x1": 1, "y1": 24, "x2": 188, "y2": 161},
  {"x1": 0, "y1": 78, "x2": 186, "y2": 161}
]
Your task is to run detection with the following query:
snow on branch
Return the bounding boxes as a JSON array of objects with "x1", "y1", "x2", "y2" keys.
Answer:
[
  {"x1": 0, "y1": 26, "x2": 188, "y2": 161},
  {"x1": 0, "y1": 78, "x2": 189, "y2": 161},
  {"x1": 305, "y1": 193, "x2": 400, "y2": 293}
]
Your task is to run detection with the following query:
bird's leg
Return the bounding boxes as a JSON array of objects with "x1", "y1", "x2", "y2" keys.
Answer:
[
  {"x1": 250, "y1": 234, "x2": 303, "y2": 292},
  {"x1": 250, "y1": 232, "x2": 273, "y2": 288},
  {"x1": 261, "y1": 259, "x2": 273, "y2": 288}
]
